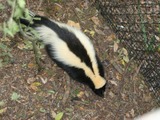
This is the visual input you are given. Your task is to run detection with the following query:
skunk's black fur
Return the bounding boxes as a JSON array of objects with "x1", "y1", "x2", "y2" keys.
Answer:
[{"x1": 20, "y1": 12, "x2": 106, "y2": 97}]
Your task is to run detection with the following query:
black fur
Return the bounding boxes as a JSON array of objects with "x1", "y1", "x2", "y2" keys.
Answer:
[
  {"x1": 45, "y1": 44, "x2": 105, "y2": 97},
  {"x1": 20, "y1": 15, "x2": 106, "y2": 97}
]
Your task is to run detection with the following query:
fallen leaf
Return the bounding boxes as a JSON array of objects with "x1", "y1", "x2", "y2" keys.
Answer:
[
  {"x1": 77, "y1": 91, "x2": 84, "y2": 98},
  {"x1": 130, "y1": 109, "x2": 135, "y2": 117},
  {"x1": 0, "y1": 107, "x2": 7, "y2": 115},
  {"x1": 79, "y1": 107, "x2": 85, "y2": 110},
  {"x1": 109, "y1": 80, "x2": 118, "y2": 86},
  {"x1": 121, "y1": 93, "x2": 127, "y2": 100},
  {"x1": 106, "y1": 34, "x2": 116, "y2": 41},
  {"x1": 1, "y1": 37, "x2": 10, "y2": 42},
  {"x1": 123, "y1": 55, "x2": 129, "y2": 63},
  {"x1": 67, "y1": 20, "x2": 81, "y2": 29},
  {"x1": 28, "y1": 62, "x2": 36, "y2": 69},
  {"x1": 17, "y1": 43, "x2": 25, "y2": 50},
  {"x1": 84, "y1": 29, "x2": 95, "y2": 37},
  {"x1": 11, "y1": 92, "x2": 21, "y2": 101},
  {"x1": 116, "y1": 72, "x2": 122, "y2": 80},
  {"x1": 30, "y1": 82, "x2": 42, "y2": 91},
  {"x1": 94, "y1": 28, "x2": 105, "y2": 35},
  {"x1": 91, "y1": 16, "x2": 101, "y2": 26},
  {"x1": 47, "y1": 90, "x2": 55, "y2": 94},
  {"x1": 75, "y1": 7, "x2": 83, "y2": 13},
  {"x1": 121, "y1": 59, "x2": 126, "y2": 66},
  {"x1": 109, "y1": 91, "x2": 115, "y2": 98},
  {"x1": 122, "y1": 48, "x2": 128, "y2": 56},
  {"x1": 50, "y1": 110, "x2": 57, "y2": 118},
  {"x1": 27, "y1": 77, "x2": 36, "y2": 84},
  {"x1": 53, "y1": 3, "x2": 62, "y2": 11},
  {"x1": 114, "y1": 41, "x2": 119, "y2": 52},
  {"x1": 55, "y1": 112, "x2": 64, "y2": 120},
  {"x1": 39, "y1": 76, "x2": 48, "y2": 84},
  {"x1": 39, "y1": 108, "x2": 46, "y2": 113},
  {"x1": 0, "y1": 101, "x2": 5, "y2": 106},
  {"x1": 155, "y1": 35, "x2": 160, "y2": 41}
]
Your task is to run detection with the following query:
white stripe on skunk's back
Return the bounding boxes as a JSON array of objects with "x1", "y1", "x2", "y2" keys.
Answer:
[
  {"x1": 51, "y1": 21, "x2": 100, "y2": 77},
  {"x1": 35, "y1": 24, "x2": 106, "y2": 89}
]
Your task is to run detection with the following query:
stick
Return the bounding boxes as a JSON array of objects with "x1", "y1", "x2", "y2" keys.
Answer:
[{"x1": 62, "y1": 73, "x2": 71, "y2": 105}]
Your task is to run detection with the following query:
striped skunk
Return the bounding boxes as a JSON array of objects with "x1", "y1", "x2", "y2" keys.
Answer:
[{"x1": 20, "y1": 11, "x2": 107, "y2": 97}]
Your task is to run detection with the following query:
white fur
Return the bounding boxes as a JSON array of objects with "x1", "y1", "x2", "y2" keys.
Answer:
[{"x1": 35, "y1": 24, "x2": 106, "y2": 89}]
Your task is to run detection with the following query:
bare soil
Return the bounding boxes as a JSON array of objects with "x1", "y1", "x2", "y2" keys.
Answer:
[{"x1": 0, "y1": 0, "x2": 158, "y2": 120}]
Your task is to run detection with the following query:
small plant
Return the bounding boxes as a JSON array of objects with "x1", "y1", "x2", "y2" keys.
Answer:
[
  {"x1": 0, "y1": 0, "x2": 29, "y2": 67},
  {"x1": 11, "y1": 92, "x2": 21, "y2": 101},
  {"x1": 0, "y1": 42, "x2": 12, "y2": 67},
  {"x1": 3, "y1": 0, "x2": 30, "y2": 37}
]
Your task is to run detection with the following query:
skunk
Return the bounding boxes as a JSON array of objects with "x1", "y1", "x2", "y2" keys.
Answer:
[{"x1": 20, "y1": 12, "x2": 107, "y2": 97}]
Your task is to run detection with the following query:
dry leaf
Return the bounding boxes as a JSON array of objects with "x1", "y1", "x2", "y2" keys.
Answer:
[
  {"x1": 123, "y1": 56, "x2": 129, "y2": 63},
  {"x1": 106, "y1": 34, "x2": 116, "y2": 41},
  {"x1": 84, "y1": 29, "x2": 95, "y2": 37},
  {"x1": 30, "y1": 82, "x2": 42, "y2": 91},
  {"x1": 28, "y1": 63, "x2": 36, "y2": 69},
  {"x1": 17, "y1": 43, "x2": 25, "y2": 50},
  {"x1": 67, "y1": 20, "x2": 81, "y2": 29},
  {"x1": 121, "y1": 93, "x2": 127, "y2": 100},
  {"x1": 116, "y1": 72, "x2": 122, "y2": 80},
  {"x1": 122, "y1": 48, "x2": 128, "y2": 56},
  {"x1": 94, "y1": 28, "x2": 105, "y2": 35},
  {"x1": 39, "y1": 76, "x2": 48, "y2": 84},
  {"x1": 121, "y1": 59, "x2": 126, "y2": 66},
  {"x1": 53, "y1": 3, "x2": 62, "y2": 11},
  {"x1": 155, "y1": 35, "x2": 160, "y2": 41},
  {"x1": 27, "y1": 77, "x2": 36, "y2": 84},
  {"x1": 0, "y1": 107, "x2": 7, "y2": 115},
  {"x1": 109, "y1": 80, "x2": 118, "y2": 86},
  {"x1": 91, "y1": 16, "x2": 101, "y2": 26},
  {"x1": 50, "y1": 110, "x2": 57, "y2": 119},
  {"x1": 1, "y1": 37, "x2": 10, "y2": 42},
  {"x1": 77, "y1": 91, "x2": 84, "y2": 98},
  {"x1": 79, "y1": 107, "x2": 84, "y2": 110},
  {"x1": 130, "y1": 109, "x2": 135, "y2": 117},
  {"x1": 114, "y1": 41, "x2": 119, "y2": 52},
  {"x1": 109, "y1": 91, "x2": 115, "y2": 98}
]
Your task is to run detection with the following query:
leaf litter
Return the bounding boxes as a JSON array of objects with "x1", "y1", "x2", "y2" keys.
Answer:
[{"x1": 0, "y1": 0, "x2": 158, "y2": 120}]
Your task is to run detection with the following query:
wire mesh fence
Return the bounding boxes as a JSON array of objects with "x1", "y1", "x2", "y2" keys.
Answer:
[{"x1": 96, "y1": 0, "x2": 160, "y2": 104}]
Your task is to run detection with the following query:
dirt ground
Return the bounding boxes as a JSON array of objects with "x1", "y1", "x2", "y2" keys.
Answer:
[{"x1": 0, "y1": 0, "x2": 158, "y2": 120}]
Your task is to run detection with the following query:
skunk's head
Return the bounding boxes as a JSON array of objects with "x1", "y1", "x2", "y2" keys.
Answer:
[
  {"x1": 93, "y1": 84, "x2": 106, "y2": 97},
  {"x1": 88, "y1": 75, "x2": 106, "y2": 97}
]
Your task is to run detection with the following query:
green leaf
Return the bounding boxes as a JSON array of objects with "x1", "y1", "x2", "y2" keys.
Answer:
[
  {"x1": 0, "y1": 101, "x2": 5, "y2": 106},
  {"x1": 0, "y1": 3, "x2": 5, "y2": 10},
  {"x1": 11, "y1": 92, "x2": 21, "y2": 101},
  {"x1": 47, "y1": 90, "x2": 55, "y2": 94},
  {"x1": 17, "y1": 0, "x2": 26, "y2": 9},
  {"x1": 24, "y1": 9, "x2": 32, "y2": 20},
  {"x1": 13, "y1": 7, "x2": 23, "y2": 19},
  {"x1": 0, "y1": 107, "x2": 7, "y2": 115},
  {"x1": 8, "y1": 19, "x2": 19, "y2": 34},
  {"x1": 7, "y1": 0, "x2": 14, "y2": 7},
  {"x1": 55, "y1": 112, "x2": 64, "y2": 120},
  {"x1": 23, "y1": 40, "x2": 33, "y2": 50},
  {"x1": 0, "y1": 59, "x2": 3, "y2": 68},
  {"x1": 39, "y1": 108, "x2": 46, "y2": 113}
]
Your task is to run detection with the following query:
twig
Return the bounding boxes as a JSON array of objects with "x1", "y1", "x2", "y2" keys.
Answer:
[
  {"x1": 36, "y1": 0, "x2": 44, "y2": 11},
  {"x1": 62, "y1": 73, "x2": 71, "y2": 105},
  {"x1": 132, "y1": 60, "x2": 145, "y2": 80},
  {"x1": 19, "y1": 26, "x2": 43, "y2": 71},
  {"x1": 32, "y1": 40, "x2": 43, "y2": 71}
]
